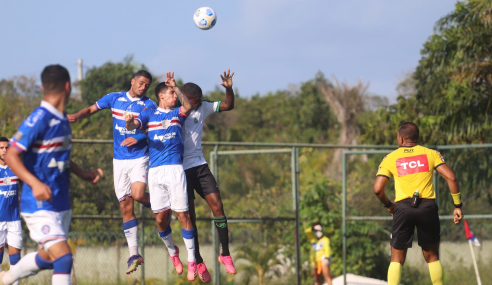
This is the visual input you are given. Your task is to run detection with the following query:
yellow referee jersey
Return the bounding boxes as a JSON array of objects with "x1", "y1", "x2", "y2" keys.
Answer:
[
  {"x1": 376, "y1": 145, "x2": 445, "y2": 202},
  {"x1": 305, "y1": 228, "x2": 331, "y2": 266}
]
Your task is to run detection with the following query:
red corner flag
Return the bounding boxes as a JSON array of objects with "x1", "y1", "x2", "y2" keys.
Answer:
[{"x1": 464, "y1": 220, "x2": 481, "y2": 246}]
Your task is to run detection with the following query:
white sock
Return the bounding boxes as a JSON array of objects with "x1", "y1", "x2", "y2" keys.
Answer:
[
  {"x1": 10, "y1": 264, "x2": 19, "y2": 285},
  {"x1": 2, "y1": 252, "x2": 39, "y2": 285},
  {"x1": 160, "y1": 234, "x2": 176, "y2": 256},
  {"x1": 183, "y1": 237, "x2": 195, "y2": 262},
  {"x1": 52, "y1": 274, "x2": 71, "y2": 285},
  {"x1": 123, "y1": 220, "x2": 139, "y2": 256}
]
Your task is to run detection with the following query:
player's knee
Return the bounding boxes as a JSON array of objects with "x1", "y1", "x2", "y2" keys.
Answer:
[
  {"x1": 210, "y1": 199, "x2": 224, "y2": 216},
  {"x1": 155, "y1": 215, "x2": 168, "y2": 227},
  {"x1": 53, "y1": 253, "x2": 73, "y2": 274}
]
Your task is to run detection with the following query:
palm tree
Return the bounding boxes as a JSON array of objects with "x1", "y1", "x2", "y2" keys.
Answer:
[{"x1": 232, "y1": 244, "x2": 283, "y2": 285}]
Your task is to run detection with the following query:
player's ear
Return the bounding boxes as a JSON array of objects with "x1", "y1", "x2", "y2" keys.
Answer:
[
  {"x1": 41, "y1": 85, "x2": 45, "y2": 93},
  {"x1": 131, "y1": 78, "x2": 135, "y2": 85},
  {"x1": 64, "y1": 81, "x2": 71, "y2": 93}
]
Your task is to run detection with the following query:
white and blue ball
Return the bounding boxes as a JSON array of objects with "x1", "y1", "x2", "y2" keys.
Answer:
[{"x1": 194, "y1": 7, "x2": 217, "y2": 30}]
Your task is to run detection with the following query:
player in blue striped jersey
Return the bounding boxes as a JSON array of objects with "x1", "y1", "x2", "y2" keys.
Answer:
[
  {"x1": 125, "y1": 72, "x2": 198, "y2": 281},
  {"x1": 1, "y1": 65, "x2": 103, "y2": 285},
  {"x1": 67, "y1": 70, "x2": 156, "y2": 274},
  {"x1": 0, "y1": 137, "x2": 21, "y2": 285}
]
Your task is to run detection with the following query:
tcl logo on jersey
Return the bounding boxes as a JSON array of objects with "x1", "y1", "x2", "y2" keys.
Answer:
[{"x1": 396, "y1": 154, "x2": 429, "y2": 177}]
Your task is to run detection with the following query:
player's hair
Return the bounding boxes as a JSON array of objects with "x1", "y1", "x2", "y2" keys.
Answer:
[
  {"x1": 182, "y1": 82, "x2": 203, "y2": 98},
  {"x1": 312, "y1": 222, "x2": 322, "y2": 231},
  {"x1": 0, "y1": 137, "x2": 9, "y2": 142},
  {"x1": 41, "y1": 64, "x2": 71, "y2": 93},
  {"x1": 154, "y1": 82, "x2": 170, "y2": 102},
  {"x1": 398, "y1": 122, "x2": 419, "y2": 142},
  {"x1": 134, "y1": 70, "x2": 152, "y2": 83}
]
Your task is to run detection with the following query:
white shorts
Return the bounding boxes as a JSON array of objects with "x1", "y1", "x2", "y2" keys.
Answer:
[
  {"x1": 21, "y1": 210, "x2": 71, "y2": 251},
  {"x1": 0, "y1": 221, "x2": 23, "y2": 250},
  {"x1": 148, "y1": 164, "x2": 188, "y2": 213},
  {"x1": 113, "y1": 156, "x2": 149, "y2": 202}
]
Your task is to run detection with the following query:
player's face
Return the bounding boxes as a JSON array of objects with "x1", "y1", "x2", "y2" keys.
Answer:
[
  {"x1": 186, "y1": 93, "x2": 202, "y2": 110},
  {"x1": 0, "y1": 142, "x2": 8, "y2": 162},
  {"x1": 159, "y1": 88, "x2": 177, "y2": 109},
  {"x1": 131, "y1": 76, "x2": 151, "y2": 97}
]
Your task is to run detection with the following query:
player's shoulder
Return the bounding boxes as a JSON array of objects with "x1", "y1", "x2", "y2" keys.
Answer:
[
  {"x1": 416, "y1": 145, "x2": 440, "y2": 156},
  {"x1": 141, "y1": 96, "x2": 157, "y2": 106},
  {"x1": 25, "y1": 106, "x2": 51, "y2": 126}
]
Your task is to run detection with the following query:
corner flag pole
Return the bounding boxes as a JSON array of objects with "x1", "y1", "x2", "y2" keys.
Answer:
[
  {"x1": 465, "y1": 219, "x2": 482, "y2": 285},
  {"x1": 468, "y1": 239, "x2": 482, "y2": 285}
]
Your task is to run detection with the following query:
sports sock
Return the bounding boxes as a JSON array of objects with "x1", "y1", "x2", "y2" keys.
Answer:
[
  {"x1": 52, "y1": 253, "x2": 73, "y2": 285},
  {"x1": 193, "y1": 224, "x2": 204, "y2": 264},
  {"x1": 123, "y1": 219, "x2": 139, "y2": 256},
  {"x1": 213, "y1": 215, "x2": 230, "y2": 256},
  {"x1": 158, "y1": 226, "x2": 177, "y2": 256},
  {"x1": 9, "y1": 253, "x2": 21, "y2": 285},
  {"x1": 182, "y1": 228, "x2": 196, "y2": 262},
  {"x1": 0, "y1": 251, "x2": 4, "y2": 264},
  {"x1": 387, "y1": 262, "x2": 402, "y2": 285},
  {"x1": 2, "y1": 252, "x2": 43, "y2": 285},
  {"x1": 428, "y1": 260, "x2": 443, "y2": 285}
]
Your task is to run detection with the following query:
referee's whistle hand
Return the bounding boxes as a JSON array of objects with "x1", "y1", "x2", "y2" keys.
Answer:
[
  {"x1": 387, "y1": 204, "x2": 395, "y2": 216},
  {"x1": 453, "y1": 208, "x2": 463, "y2": 224}
]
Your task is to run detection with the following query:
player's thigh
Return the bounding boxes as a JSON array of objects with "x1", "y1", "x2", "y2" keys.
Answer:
[
  {"x1": 195, "y1": 164, "x2": 220, "y2": 199},
  {"x1": 416, "y1": 199, "x2": 440, "y2": 248},
  {"x1": 148, "y1": 167, "x2": 171, "y2": 214},
  {"x1": 390, "y1": 200, "x2": 415, "y2": 249},
  {"x1": 113, "y1": 159, "x2": 132, "y2": 202},
  {"x1": 184, "y1": 167, "x2": 199, "y2": 201},
  {"x1": 129, "y1": 156, "x2": 149, "y2": 186},
  {"x1": 6, "y1": 220, "x2": 23, "y2": 250},
  {"x1": 21, "y1": 210, "x2": 70, "y2": 252},
  {"x1": 0, "y1": 222, "x2": 8, "y2": 249},
  {"x1": 321, "y1": 263, "x2": 332, "y2": 280},
  {"x1": 169, "y1": 165, "x2": 189, "y2": 213}
]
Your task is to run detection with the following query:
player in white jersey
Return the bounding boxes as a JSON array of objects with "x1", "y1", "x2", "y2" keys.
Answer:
[
  {"x1": 67, "y1": 70, "x2": 155, "y2": 274},
  {"x1": 1, "y1": 64, "x2": 103, "y2": 285},
  {"x1": 0, "y1": 137, "x2": 21, "y2": 285},
  {"x1": 126, "y1": 72, "x2": 198, "y2": 280},
  {"x1": 182, "y1": 70, "x2": 236, "y2": 282}
]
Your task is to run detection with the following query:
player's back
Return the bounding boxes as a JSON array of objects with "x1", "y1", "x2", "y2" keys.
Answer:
[
  {"x1": 137, "y1": 107, "x2": 186, "y2": 168},
  {"x1": 95, "y1": 92, "x2": 157, "y2": 160},
  {"x1": 10, "y1": 102, "x2": 72, "y2": 213},
  {"x1": 0, "y1": 165, "x2": 20, "y2": 221},
  {"x1": 377, "y1": 145, "x2": 445, "y2": 202}
]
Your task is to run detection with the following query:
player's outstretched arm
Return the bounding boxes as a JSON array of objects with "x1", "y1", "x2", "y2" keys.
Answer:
[
  {"x1": 164, "y1": 71, "x2": 193, "y2": 116},
  {"x1": 373, "y1": 176, "x2": 395, "y2": 215},
  {"x1": 67, "y1": 105, "x2": 99, "y2": 123},
  {"x1": 5, "y1": 147, "x2": 52, "y2": 201},
  {"x1": 70, "y1": 160, "x2": 103, "y2": 184},
  {"x1": 219, "y1": 69, "x2": 235, "y2": 112},
  {"x1": 436, "y1": 164, "x2": 463, "y2": 224}
]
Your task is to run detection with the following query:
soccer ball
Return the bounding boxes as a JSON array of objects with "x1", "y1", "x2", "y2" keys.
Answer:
[{"x1": 194, "y1": 7, "x2": 217, "y2": 30}]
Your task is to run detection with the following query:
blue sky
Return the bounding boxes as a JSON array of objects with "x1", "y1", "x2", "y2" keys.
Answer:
[{"x1": 0, "y1": 0, "x2": 456, "y2": 101}]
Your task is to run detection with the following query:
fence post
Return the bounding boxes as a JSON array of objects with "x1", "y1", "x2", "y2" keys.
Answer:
[
  {"x1": 342, "y1": 152, "x2": 347, "y2": 285},
  {"x1": 291, "y1": 147, "x2": 301, "y2": 285},
  {"x1": 140, "y1": 204, "x2": 145, "y2": 285},
  {"x1": 211, "y1": 145, "x2": 221, "y2": 285}
]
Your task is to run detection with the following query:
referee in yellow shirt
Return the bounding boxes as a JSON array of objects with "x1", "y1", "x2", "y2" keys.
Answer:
[{"x1": 373, "y1": 122, "x2": 463, "y2": 285}]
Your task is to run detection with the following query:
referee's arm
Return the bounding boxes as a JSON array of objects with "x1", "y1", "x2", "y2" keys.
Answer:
[
  {"x1": 373, "y1": 176, "x2": 394, "y2": 214},
  {"x1": 435, "y1": 164, "x2": 464, "y2": 224}
]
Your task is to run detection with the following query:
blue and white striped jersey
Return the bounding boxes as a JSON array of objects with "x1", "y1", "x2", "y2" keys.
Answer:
[{"x1": 0, "y1": 165, "x2": 20, "y2": 221}]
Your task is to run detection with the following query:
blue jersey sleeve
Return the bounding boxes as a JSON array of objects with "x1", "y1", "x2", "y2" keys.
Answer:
[
  {"x1": 10, "y1": 108, "x2": 47, "y2": 152},
  {"x1": 132, "y1": 132, "x2": 147, "y2": 143},
  {"x1": 176, "y1": 107, "x2": 188, "y2": 122},
  {"x1": 136, "y1": 108, "x2": 151, "y2": 128},
  {"x1": 95, "y1": 93, "x2": 114, "y2": 110}
]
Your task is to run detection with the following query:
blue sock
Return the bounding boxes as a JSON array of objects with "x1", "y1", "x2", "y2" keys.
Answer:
[
  {"x1": 158, "y1": 226, "x2": 176, "y2": 255},
  {"x1": 35, "y1": 254, "x2": 54, "y2": 270},
  {"x1": 9, "y1": 253, "x2": 20, "y2": 265},
  {"x1": 53, "y1": 253, "x2": 73, "y2": 274}
]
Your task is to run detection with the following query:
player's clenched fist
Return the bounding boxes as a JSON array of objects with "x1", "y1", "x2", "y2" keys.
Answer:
[
  {"x1": 124, "y1": 113, "x2": 134, "y2": 123},
  {"x1": 32, "y1": 181, "x2": 53, "y2": 202},
  {"x1": 80, "y1": 168, "x2": 104, "y2": 184},
  {"x1": 67, "y1": 114, "x2": 78, "y2": 123}
]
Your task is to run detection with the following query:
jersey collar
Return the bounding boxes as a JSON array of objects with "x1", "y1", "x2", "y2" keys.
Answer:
[
  {"x1": 40, "y1": 101, "x2": 65, "y2": 119},
  {"x1": 0, "y1": 164, "x2": 7, "y2": 169},
  {"x1": 157, "y1": 107, "x2": 173, "y2": 113},
  {"x1": 126, "y1": 92, "x2": 142, "y2": 102}
]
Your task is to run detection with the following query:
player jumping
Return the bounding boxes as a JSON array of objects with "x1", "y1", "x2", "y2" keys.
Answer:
[
  {"x1": 1, "y1": 64, "x2": 103, "y2": 285},
  {"x1": 0, "y1": 137, "x2": 22, "y2": 285},
  {"x1": 67, "y1": 70, "x2": 156, "y2": 274},
  {"x1": 182, "y1": 69, "x2": 236, "y2": 282},
  {"x1": 126, "y1": 72, "x2": 198, "y2": 281}
]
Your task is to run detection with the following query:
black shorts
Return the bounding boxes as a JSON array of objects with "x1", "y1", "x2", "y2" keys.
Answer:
[
  {"x1": 391, "y1": 198, "x2": 440, "y2": 249},
  {"x1": 185, "y1": 164, "x2": 220, "y2": 200}
]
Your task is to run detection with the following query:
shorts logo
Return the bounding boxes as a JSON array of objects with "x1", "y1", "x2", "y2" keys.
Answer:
[
  {"x1": 41, "y1": 225, "x2": 50, "y2": 234},
  {"x1": 396, "y1": 154, "x2": 429, "y2": 177}
]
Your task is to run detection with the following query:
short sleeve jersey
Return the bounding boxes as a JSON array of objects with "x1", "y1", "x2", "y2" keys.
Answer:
[
  {"x1": 182, "y1": 101, "x2": 221, "y2": 169},
  {"x1": 376, "y1": 145, "x2": 446, "y2": 202},
  {"x1": 136, "y1": 107, "x2": 187, "y2": 168},
  {"x1": 95, "y1": 92, "x2": 157, "y2": 160},
  {"x1": 0, "y1": 165, "x2": 20, "y2": 221},
  {"x1": 10, "y1": 101, "x2": 72, "y2": 214}
]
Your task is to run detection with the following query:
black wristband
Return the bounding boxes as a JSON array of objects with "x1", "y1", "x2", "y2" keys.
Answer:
[
  {"x1": 383, "y1": 201, "x2": 393, "y2": 208},
  {"x1": 454, "y1": 202, "x2": 463, "y2": 208}
]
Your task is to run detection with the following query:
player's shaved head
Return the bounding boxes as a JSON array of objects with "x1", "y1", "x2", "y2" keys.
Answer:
[
  {"x1": 41, "y1": 64, "x2": 70, "y2": 93},
  {"x1": 182, "y1": 83, "x2": 203, "y2": 98},
  {"x1": 398, "y1": 122, "x2": 419, "y2": 142},
  {"x1": 134, "y1": 70, "x2": 152, "y2": 83}
]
